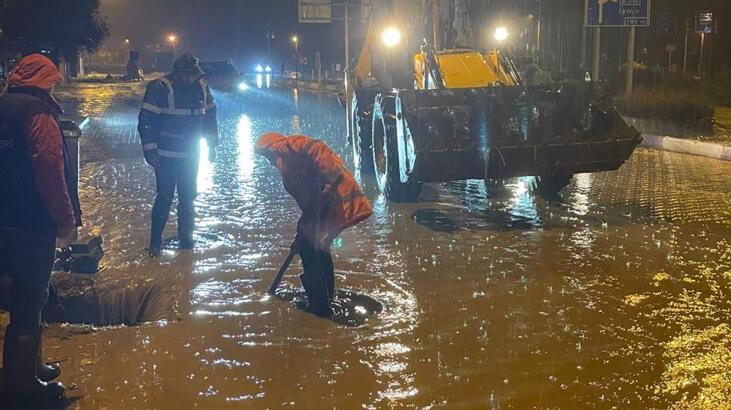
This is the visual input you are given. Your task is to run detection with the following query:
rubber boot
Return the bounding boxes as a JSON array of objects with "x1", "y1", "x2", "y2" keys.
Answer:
[
  {"x1": 322, "y1": 255, "x2": 335, "y2": 300},
  {"x1": 2, "y1": 327, "x2": 65, "y2": 408},
  {"x1": 148, "y1": 228, "x2": 163, "y2": 258},
  {"x1": 3, "y1": 325, "x2": 60, "y2": 383},
  {"x1": 299, "y1": 273, "x2": 333, "y2": 318},
  {"x1": 36, "y1": 328, "x2": 61, "y2": 382},
  {"x1": 177, "y1": 201, "x2": 195, "y2": 250},
  {"x1": 149, "y1": 203, "x2": 168, "y2": 257}
]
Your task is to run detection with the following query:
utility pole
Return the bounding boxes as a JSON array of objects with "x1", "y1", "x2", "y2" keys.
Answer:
[
  {"x1": 344, "y1": 0, "x2": 350, "y2": 71},
  {"x1": 432, "y1": 0, "x2": 441, "y2": 49},
  {"x1": 265, "y1": 30, "x2": 275, "y2": 61},
  {"x1": 683, "y1": 18, "x2": 689, "y2": 74},
  {"x1": 536, "y1": 0, "x2": 541, "y2": 52},
  {"x1": 343, "y1": 0, "x2": 351, "y2": 142}
]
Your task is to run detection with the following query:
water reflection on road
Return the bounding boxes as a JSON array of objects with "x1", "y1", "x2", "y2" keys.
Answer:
[{"x1": 51, "y1": 84, "x2": 731, "y2": 408}]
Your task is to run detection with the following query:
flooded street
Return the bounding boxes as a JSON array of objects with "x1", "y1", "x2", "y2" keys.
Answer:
[{"x1": 48, "y1": 83, "x2": 731, "y2": 409}]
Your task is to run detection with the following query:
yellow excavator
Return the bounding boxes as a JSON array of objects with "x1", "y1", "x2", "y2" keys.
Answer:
[{"x1": 346, "y1": 6, "x2": 641, "y2": 202}]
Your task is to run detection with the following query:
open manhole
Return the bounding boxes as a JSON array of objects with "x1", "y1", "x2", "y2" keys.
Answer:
[
  {"x1": 275, "y1": 287, "x2": 384, "y2": 327},
  {"x1": 41, "y1": 272, "x2": 177, "y2": 327}
]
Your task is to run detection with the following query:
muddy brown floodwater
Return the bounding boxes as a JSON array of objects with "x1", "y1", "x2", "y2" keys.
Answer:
[{"x1": 30, "y1": 84, "x2": 731, "y2": 408}]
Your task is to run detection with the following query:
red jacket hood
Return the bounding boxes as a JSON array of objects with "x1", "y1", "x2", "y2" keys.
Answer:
[{"x1": 9, "y1": 54, "x2": 63, "y2": 90}]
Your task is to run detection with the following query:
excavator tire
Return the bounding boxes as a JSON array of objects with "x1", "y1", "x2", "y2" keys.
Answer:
[
  {"x1": 351, "y1": 89, "x2": 378, "y2": 176},
  {"x1": 372, "y1": 93, "x2": 421, "y2": 202}
]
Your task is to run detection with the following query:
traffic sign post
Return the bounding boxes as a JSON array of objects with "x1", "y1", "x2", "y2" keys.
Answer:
[
  {"x1": 586, "y1": 0, "x2": 651, "y2": 27},
  {"x1": 626, "y1": 26, "x2": 635, "y2": 95},
  {"x1": 695, "y1": 11, "x2": 714, "y2": 34},
  {"x1": 695, "y1": 11, "x2": 714, "y2": 77},
  {"x1": 585, "y1": 0, "x2": 650, "y2": 93}
]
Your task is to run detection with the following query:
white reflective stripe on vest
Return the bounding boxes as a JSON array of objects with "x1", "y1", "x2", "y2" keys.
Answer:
[
  {"x1": 154, "y1": 77, "x2": 206, "y2": 115},
  {"x1": 160, "y1": 77, "x2": 175, "y2": 109},
  {"x1": 142, "y1": 102, "x2": 163, "y2": 114},
  {"x1": 199, "y1": 79, "x2": 208, "y2": 107},
  {"x1": 161, "y1": 107, "x2": 206, "y2": 116},
  {"x1": 158, "y1": 149, "x2": 192, "y2": 159},
  {"x1": 143, "y1": 143, "x2": 158, "y2": 151}
]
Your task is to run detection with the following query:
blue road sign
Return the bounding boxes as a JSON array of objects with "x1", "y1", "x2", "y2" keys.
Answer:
[{"x1": 586, "y1": 0, "x2": 651, "y2": 27}]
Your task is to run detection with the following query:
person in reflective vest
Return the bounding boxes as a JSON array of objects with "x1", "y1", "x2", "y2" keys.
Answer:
[
  {"x1": 255, "y1": 132, "x2": 373, "y2": 317},
  {"x1": 138, "y1": 54, "x2": 218, "y2": 257}
]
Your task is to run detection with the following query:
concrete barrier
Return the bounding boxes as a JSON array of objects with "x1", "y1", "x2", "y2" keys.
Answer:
[{"x1": 642, "y1": 134, "x2": 731, "y2": 161}]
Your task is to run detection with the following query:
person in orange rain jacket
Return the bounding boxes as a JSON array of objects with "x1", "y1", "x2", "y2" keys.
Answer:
[{"x1": 255, "y1": 132, "x2": 372, "y2": 317}]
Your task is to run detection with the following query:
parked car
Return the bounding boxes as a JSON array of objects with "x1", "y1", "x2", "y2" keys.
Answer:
[{"x1": 200, "y1": 60, "x2": 244, "y2": 91}]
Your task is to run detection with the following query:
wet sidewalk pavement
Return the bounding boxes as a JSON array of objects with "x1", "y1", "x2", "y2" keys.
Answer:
[{"x1": 24, "y1": 82, "x2": 731, "y2": 408}]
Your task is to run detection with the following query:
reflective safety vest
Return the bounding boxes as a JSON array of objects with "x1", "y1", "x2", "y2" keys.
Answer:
[
  {"x1": 265, "y1": 135, "x2": 373, "y2": 237},
  {"x1": 137, "y1": 75, "x2": 218, "y2": 159}
]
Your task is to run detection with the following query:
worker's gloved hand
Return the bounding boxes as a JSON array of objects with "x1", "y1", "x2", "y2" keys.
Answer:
[
  {"x1": 208, "y1": 147, "x2": 217, "y2": 163},
  {"x1": 56, "y1": 226, "x2": 78, "y2": 249},
  {"x1": 144, "y1": 149, "x2": 160, "y2": 168}
]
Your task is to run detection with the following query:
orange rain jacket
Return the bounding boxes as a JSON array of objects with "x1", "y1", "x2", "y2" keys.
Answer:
[{"x1": 255, "y1": 133, "x2": 372, "y2": 246}]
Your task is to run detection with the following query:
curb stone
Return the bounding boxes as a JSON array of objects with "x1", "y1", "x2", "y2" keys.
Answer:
[{"x1": 641, "y1": 134, "x2": 731, "y2": 162}]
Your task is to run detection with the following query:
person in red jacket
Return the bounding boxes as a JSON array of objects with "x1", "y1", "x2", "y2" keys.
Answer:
[
  {"x1": 0, "y1": 54, "x2": 80, "y2": 407},
  {"x1": 255, "y1": 132, "x2": 372, "y2": 317}
]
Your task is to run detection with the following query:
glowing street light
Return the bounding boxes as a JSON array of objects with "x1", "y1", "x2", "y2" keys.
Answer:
[
  {"x1": 167, "y1": 33, "x2": 178, "y2": 57},
  {"x1": 381, "y1": 26, "x2": 402, "y2": 48},
  {"x1": 290, "y1": 35, "x2": 301, "y2": 80},
  {"x1": 494, "y1": 26, "x2": 509, "y2": 43}
]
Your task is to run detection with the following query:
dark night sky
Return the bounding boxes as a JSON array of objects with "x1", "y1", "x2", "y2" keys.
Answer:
[{"x1": 101, "y1": 0, "x2": 357, "y2": 70}]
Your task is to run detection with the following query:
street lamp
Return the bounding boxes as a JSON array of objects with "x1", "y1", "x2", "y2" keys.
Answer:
[
  {"x1": 167, "y1": 33, "x2": 178, "y2": 57},
  {"x1": 494, "y1": 26, "x2": 509, "y2": 43},
  {"x1": 381, "y1": 26, "x2": 402, "y2": 48},
  {"x1": 291, "y1": 35, "x2": 300, "y2": 81}
]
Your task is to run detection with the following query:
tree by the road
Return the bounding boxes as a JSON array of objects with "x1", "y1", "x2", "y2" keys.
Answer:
[{"x1": 0, "y1": 0, "x2": 108, "y2": 62}]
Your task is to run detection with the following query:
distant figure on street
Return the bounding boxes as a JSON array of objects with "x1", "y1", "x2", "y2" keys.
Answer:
[
  {"x1": 138, "y1": 54, "x2": 219, "y2": 257},
  {"x1": 0, "y1": 54, "x2": 82, "y2": 407},
  {"x1": 255, "y1": 133, "x2": 373, "y2": 317}
]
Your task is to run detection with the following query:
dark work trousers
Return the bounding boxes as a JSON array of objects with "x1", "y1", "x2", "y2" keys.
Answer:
[
  {"x1": 298, "y1": 236, "x2": 335, "y2": 315},
  {"x1": 150, "y1": 156, "x2": 199, "y2": 248},
  {"x1": 0, "y1": 228, "x2": 56, "y2": 333}
]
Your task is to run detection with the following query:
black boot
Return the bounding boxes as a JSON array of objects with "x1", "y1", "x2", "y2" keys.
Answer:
[
  {"x1": 149, "y1": 202, "x2": 168, "y2": 257},
  {"x1": 299, "y1": 274, "x2": 333, "y2": 318},
  {"x1": 36, "y1": 328, "x2": 61, "y2": 382},
  {"x1": 177, "y1": 199, "x2": 195, "y2": 250},
  {"x1": 3, "y1": 325, "x2": 59, "y2": 382},
  {"x1": 148, "y1": 229, "x2": 163, "y2": 258},
  {"x1": 2, "y1": 327, "x2": 65, "y2": 408}
]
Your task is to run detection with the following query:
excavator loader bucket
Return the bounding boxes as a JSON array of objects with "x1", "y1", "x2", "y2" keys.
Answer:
[{"x1": 392, "y1": 81, "x2": 642, "y2": 183}]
